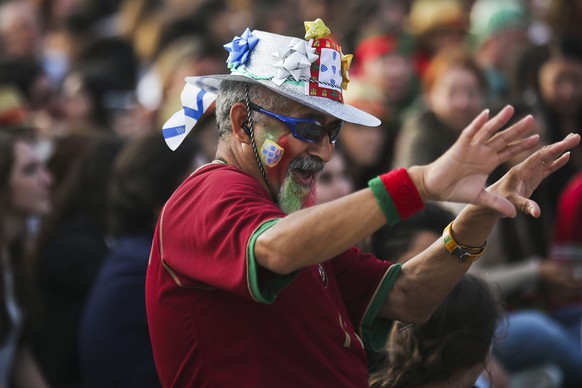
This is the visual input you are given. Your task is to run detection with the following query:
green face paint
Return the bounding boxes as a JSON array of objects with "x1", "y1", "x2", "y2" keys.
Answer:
[{"x1": 277, "y1": 177, "x2": 311, "y2": 214}]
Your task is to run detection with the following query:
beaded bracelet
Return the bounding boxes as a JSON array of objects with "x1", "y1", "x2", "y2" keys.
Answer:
[{"x1": 368, "y1": 168, "x2": 424, "y2": 226}]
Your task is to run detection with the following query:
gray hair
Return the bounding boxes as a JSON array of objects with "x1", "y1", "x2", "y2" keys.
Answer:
[{"x1": 215, "y1": 81, "x2": 290, "y2": 140}]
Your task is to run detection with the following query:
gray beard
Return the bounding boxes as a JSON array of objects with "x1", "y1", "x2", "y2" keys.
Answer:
[{"x1": 276, "y1": 156, "x2": 324, "y2": 214}]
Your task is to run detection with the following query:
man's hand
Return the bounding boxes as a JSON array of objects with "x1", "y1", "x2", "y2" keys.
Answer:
[
  {"x1": 409, "y1": 105, "x2": 541, "y2": 217},
  {"x1": 487, "y1": 132, "x2": 580, "y2": 218}
]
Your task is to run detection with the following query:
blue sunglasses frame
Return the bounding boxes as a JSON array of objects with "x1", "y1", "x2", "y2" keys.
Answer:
[{"x1": 248, "y1": 102, "x2": 343, "y2": 144}]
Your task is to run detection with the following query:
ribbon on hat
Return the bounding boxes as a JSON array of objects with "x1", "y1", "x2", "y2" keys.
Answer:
[
  {"x1": 162, "y1": 82, "x2": 217, "y2": 151},
  {"x1": 224, "y1": 28, "x2": 259, "y2": 69},
  {"x1": 272, "y1": 38, "x2": 319, "y2": 86}
]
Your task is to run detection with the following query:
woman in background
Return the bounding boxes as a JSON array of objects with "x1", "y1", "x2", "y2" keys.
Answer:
[
  {"x1": 79, "y1": 133, "x2": 199, "y2": 387},
  {"x1": 369, "y1": 273, "x2": 502, "y2": 388},
  {"x1": 0, "y1": 127, "x2": 50, "y2": 387},
  {"x1": 392, "y1": 47, "x2": 488, "y2": 169},
  {"x1": 30, "y1": 133, "x2": 125, "y2": 387}
]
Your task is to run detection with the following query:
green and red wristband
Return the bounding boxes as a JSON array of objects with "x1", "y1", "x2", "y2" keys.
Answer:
[{"x1": 368, "y1": 168, "x2": 424, "y2": 226}]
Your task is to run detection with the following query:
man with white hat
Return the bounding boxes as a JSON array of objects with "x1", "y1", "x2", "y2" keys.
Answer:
[{"x1": 145, "y1": 18, "x2": 579, "y2": 387}]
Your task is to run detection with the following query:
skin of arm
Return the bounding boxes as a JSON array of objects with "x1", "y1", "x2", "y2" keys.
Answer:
[
  {"x1": 256, "y1": 106, "x2": 537, "y2": 274},
  {"x1": 255, "y1": 103, "x2": 580, "y2": 323},
  {"x1": 382, "y1": 132, "x2": 580, "y2": 323}
]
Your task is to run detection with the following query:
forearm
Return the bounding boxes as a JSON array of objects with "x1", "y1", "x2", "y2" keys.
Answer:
[
  {"x1": 380, "y1": 204, "x2": 497, "y2": 323},
  {"x1": 255, "y1": 169, "x2": 426, "y2": 274},
  {"x1": 255, "y1": 188, "x2": 393, "y2": 273}
]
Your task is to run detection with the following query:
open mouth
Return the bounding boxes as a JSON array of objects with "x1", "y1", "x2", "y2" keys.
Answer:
[
  {"x1": 288, "y1": 157, "x2": 324, "y2": 187},
  {"x1": 293, "y1": 169, "x2": 316, "y2": 187}
]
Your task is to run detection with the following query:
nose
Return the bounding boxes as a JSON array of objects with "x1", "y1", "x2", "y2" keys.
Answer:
[
  {"x1": 40, "y1": 166, "x2": 53, "y2": 188},
  {"x1": 307, "y1": 135, "x2": 334, "y2": 162}
]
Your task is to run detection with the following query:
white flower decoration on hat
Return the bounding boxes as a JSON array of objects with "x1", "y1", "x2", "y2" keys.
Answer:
[{"x1": 271, "y1": 38, "x2": 319, "y2": 86}]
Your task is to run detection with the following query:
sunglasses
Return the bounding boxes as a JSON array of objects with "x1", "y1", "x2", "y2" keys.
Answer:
[{"x1": 248, "y1": 102, "x2": 343, "y2": 144}]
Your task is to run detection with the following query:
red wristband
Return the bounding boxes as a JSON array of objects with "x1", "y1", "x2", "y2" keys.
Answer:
[{"x1": 379, "y1": 168, "x2": 424, "y2": 220}]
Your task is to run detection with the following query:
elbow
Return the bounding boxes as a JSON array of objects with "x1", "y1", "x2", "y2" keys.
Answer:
[
  {"x1": 388, "y1": 281, "x2": 439, "y2": 324},
  {"x1": 254, "y1": 235, "x2": 298, "y2": 275}
]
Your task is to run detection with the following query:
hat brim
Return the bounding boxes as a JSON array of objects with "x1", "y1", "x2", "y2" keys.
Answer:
[{"x1": 185, "y1": 74, "x2": 382, "y2": 127}]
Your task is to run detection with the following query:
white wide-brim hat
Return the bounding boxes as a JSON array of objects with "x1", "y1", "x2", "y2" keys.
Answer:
[{"x1": 162, "y1": 19, "x2": 381, "y2": 150}]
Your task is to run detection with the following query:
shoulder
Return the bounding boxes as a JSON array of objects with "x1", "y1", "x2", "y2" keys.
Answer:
[
  {"x1": 178, "y1": 163, "x2": 267, "y2": 199},
  {"x1": 162, "y1": 163, "x2": 278, "y2": 227}
]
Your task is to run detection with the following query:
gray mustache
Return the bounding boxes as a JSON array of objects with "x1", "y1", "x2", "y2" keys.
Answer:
[{"x1": 288, "y1": 157, "x2": 325, "y2": 174}]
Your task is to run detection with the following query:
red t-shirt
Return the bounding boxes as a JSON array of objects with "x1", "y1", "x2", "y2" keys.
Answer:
[
  {"x1": 554, "y1": 172, "x2": 582, "y2": 244},
  {"x1": 146, "y1": 163, "x2": 399, "y2": 387}
]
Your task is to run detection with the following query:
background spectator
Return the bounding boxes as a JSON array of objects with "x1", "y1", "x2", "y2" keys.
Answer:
[
  {"x1": 369, "y1": 273, "x2": 502, "y2": 388},
  {"x1": 392, "y1": 47, "x2": 488, "y2": 170},
  {"x1": 0, "y1": 125, "x2": 51, "y2": 388},
  {"x1": 79, "y1": 133, "x2": 198, "y2": 388},
  {"x1": 30, "y1": 134, "x2": 125, "y2": 387}
]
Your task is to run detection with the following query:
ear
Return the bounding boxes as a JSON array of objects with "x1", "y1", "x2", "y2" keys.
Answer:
[{"x1": 230, "y1": 102, "x2": 251, "y2": 144}]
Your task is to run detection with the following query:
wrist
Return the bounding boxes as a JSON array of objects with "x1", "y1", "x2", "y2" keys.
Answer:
[
  {"x1": 442, "y1": 221, "x2": 487, "y2": 263},
  {"x1": 449, "y1": 212, "x2": 495, "y2": 248},
  {"x1": 407, "y1": 166, "x2": 435, "y2": 201},
  {"x1": 368, "y1": 168, "x2": 424, "y2": 226}
]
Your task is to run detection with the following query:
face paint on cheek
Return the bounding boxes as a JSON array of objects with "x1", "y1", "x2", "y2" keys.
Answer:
[
  {"x1": 258, "y1": 128, "x2": 287, "y2": 168},
  {"x1": 260, "y1": 138, "x2": 285, "y2": 167}
]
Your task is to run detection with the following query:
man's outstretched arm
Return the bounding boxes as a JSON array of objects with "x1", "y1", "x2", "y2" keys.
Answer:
[
  {"x1": 382, "y1": 132, "x2": 580, "y2": 323},
  {"x1": 255, "y1": 106, "x2": 539, "y2": 274}
]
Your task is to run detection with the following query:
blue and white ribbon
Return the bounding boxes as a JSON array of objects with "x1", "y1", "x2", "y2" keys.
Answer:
[{"x1": 162, "y1": 82, "x2": 217, "y2": 151}]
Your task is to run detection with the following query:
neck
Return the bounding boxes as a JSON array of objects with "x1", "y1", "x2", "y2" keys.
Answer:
[{"x1": 215, "y1": 141, "x2": 275, "y2": 201}]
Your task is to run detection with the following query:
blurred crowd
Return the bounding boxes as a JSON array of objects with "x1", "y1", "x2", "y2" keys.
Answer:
[{"x1": 1, "y1": 0, "x2": 582, "y2": 387}]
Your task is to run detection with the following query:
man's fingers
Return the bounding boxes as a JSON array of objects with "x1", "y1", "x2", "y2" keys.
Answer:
[
  {"x1": 496, "y1": 134, "x2": 540, "y2": 162},
  {"x1": 516, "y1": 198, "x2": 541, "y2": 218},
  {"x1": 539, "y1": 152, "x2": 571, "y2": 178},
  {"x1": 460, "y1": 108, "x2": 490, "y2": 140},
  {"x1": 471, "y1": 105, "x2": 515, "y2": 144},
  {"x1": 485, "y1": 115, "x2": 535, "y2": 152},
  {"x1": 477, "y1": 191, "x2": 517, "y2": 218},
  {"x1": 547, "y1": 132, "x2": 581, "y2": 155},
  {"x1": 529, "y1": 133, "x2": 580, "y2": 174}
]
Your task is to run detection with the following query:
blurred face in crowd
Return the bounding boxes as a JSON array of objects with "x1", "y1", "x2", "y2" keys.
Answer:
[
  {"x1": 0, "y1": 2, "x2": 41, "y2": 59},
  {"x1": 539, "y1": 56, "x2": 582, "y2": 118},
  {"x1": 315, "y1": 152, "x2": 353, "y2": 204},
  {"x1": 424, "y1": 29, "x2": 467, "y2": 56},
  {"x1": 339, "y1": 123, "x2": 386, "y2": 168},
  {"x1": 366, "y1": 53, "x2": 414, "y2": 105},
  {"x1": 61, "y1": 72, "x2": 93, "y2": 124},
  {"x1": 427, "y1": 65, "x2": 485, "y2": 132},
  {"x1": 9, "y1": 140, "x2": 52, "y2": 217},
  {"x1": 397, "y1": 230, "x2": 440, "y2": 263}
]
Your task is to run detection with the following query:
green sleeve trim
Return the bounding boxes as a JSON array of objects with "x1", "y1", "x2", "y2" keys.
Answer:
[
  {"x1": 360, "y1": 264, "x2": 402, "y2": 351},
  {"x1": 368, "y1": 176, "x2": 400, "y2": 226},
  {"x1": 247, "y1": 218, "x2": 299, "y2": 304}
]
